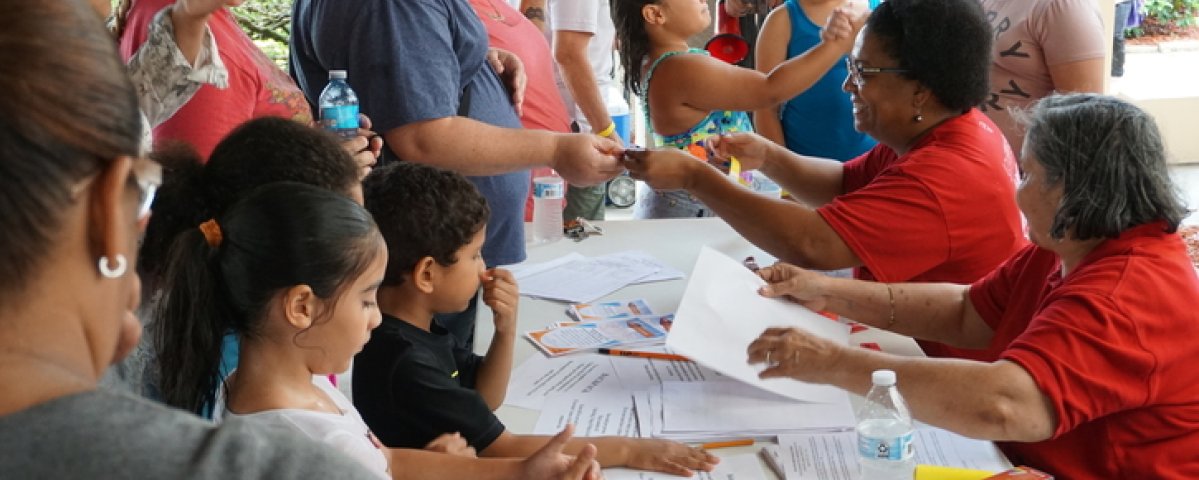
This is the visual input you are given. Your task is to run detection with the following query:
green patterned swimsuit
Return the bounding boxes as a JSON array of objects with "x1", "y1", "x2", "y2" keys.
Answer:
[{"x1": 636, "y1": 48, "x2": 755, "y2": 219}]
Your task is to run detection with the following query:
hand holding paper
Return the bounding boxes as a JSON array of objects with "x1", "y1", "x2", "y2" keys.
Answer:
[
  {"x1": 666, "y1": 247, "x2": 850, "y2": 403},
  {"x1": 755, "y1": 262, "x2": 834, "y2": 312},
  {"x1": 747, "y1": 326, "x2": 848, "y2": 383}
]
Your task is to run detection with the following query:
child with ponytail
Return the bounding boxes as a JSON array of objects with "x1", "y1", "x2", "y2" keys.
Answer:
[{"x1": 154, "y1": 182, "x2": 602, "y2": 480}]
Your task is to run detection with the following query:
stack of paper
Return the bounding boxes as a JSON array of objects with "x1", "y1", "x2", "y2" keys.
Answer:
[
  {"x1": 504, "y1": 347, "x2": 732, "y2": 410},
  {"x1": 761, "y1": 428, "x2": 1011, "y2": 480},
  {"x1": 630, "y1": 383, "x2": 856, "y2": 444},
  {"x1": 510, "y1": 250, "x2": 685, "y2": 303}
]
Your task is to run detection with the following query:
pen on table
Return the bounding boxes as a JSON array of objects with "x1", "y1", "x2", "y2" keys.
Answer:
[
  {"x1": 700, "y1": 439, "x2": 755, "y2": 450},
  {"x1": 596, "y1": 348, "x2": 690, "y2": 362}
]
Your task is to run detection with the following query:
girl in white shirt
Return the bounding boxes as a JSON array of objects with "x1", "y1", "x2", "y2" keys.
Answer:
[{"x1": 154, "y1": 182, "x2": 601, "y2": 480}]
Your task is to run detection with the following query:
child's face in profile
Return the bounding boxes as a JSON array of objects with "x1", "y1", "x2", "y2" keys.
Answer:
[
  {"x1": 305, "y1": 239, "x2": 388, "y2": 374},
  {"x1": 657, "y1": 0, "x2": 712, "y2": 36},
  {"x1": 431, "y1": 227, "x2": 488, "y2": 314}
]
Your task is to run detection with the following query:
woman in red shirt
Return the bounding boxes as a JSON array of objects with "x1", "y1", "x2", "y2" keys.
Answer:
[{"x1": 744, "y1": 93, "x2": 1198, "y2": 479}]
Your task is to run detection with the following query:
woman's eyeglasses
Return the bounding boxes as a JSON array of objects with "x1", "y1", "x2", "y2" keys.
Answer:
[{"x1": 845, "y1": 57, "x2": 908, "y2": 88}]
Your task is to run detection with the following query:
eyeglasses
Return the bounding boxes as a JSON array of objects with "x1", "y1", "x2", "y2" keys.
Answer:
[
  {"x1": 131, "y1": 156, "x2": 162, "y2": 220},
  {"x1": 845, "y1": 57, "x2": 909, "y2": 88}
]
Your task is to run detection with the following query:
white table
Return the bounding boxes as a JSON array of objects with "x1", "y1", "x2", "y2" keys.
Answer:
[{"x1": 475, "y1": 218, "x2": 933, "y2": 478}]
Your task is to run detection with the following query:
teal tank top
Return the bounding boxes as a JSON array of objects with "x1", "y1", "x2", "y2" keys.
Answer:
[{"x1": 641, "y1": 48, "x2": 754, "y2": 154}]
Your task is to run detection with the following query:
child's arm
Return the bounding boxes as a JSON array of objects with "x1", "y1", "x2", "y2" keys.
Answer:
[
  {"x1": 423, "y1": 432, "x2": 477, "y2": 458},
  {"x1": 481, "y1": 430, "x2": 719, "y2": 477},
  {"x1": 653, "y1": 7, "x2": 864, "y2": 114},
  {"x1": 751, "y1": 5, "x2": 793, "y2": 148},
  {"x1": 475, "y1": 268, "x2": 518, "y2": 410},
  {"x1": 388, "y1": 426, "x2": 601, "y2": 480}
]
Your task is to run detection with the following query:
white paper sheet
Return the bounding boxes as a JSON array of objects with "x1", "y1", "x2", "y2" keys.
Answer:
[
  {"x1": 667, "y1": 247, "x2": 851, "y2": 403},
  {"x1": 518, "y1": 255, "x2": 662, "y2": 303},
  {"x1": 910, "y1": 428, "x2": 1011, "y2": 472},
  {"x1": 533, "y1": 391, "x2": 640, "y2": 438},
  {"x1": 507, "y1": 253, "x2": 586, "y2": 280},
  {"x1": 608, "y1": 346, "x2": 732, "y2": 390},
  {"x1": 771, "y1": 429, "x2": 1011, "y2": 480},
  {"x1": 660, "y1": 382, "x2": 856, "y2": 434},
  {"x1": 603, "y1": 453, "x2": 766, "y2": 480},
  {"x1": 596, "y1": 250, "x2": 686, "y2": 284},
  {"x1": 503, "y1": 354, "x2": 626, "y2": 410}
]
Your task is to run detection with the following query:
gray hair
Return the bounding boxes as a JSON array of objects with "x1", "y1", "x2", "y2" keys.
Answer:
[{"x1": 1020, "y1": 93, "x2": 1188, "y2": 241}]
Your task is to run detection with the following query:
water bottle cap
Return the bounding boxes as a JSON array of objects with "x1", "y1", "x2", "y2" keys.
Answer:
[
  {"x1": 871, "y1": 369, "x2": 896, "y2": 386},
  {"x1": 329, "y1": 70, "x2": 347, "y2": 80}
]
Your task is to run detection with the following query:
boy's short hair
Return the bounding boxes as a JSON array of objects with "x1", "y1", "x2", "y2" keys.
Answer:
[{"x1": 363, "y1": 162, "x2": 490, "y2": 286}]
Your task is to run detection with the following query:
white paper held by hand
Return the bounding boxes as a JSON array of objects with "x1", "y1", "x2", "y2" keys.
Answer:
[{"x1": 666, "y1": 247, "x2": 850, "y2": 403}]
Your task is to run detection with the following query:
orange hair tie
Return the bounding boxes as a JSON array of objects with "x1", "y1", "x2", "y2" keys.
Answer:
[{"x1": 198, "y1": 219, "x2": 223, "y2": 248}]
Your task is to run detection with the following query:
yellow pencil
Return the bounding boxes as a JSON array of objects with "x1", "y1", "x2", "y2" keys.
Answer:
[{"x1": 700, "y1": 439, "x2": 755, "y2": 450}]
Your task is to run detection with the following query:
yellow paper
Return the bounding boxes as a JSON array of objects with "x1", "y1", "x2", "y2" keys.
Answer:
[{"x1": 914, "y1": 464, "x2": 994, "y2": 480}]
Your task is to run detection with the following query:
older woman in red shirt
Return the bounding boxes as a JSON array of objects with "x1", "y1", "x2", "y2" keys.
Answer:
[{"x1": 745, "y1": 93, "x2": 1198, "y2": 479}]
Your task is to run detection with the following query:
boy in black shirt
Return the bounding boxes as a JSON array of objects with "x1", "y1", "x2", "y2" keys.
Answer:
[{"x1": 358, "y1": 163, "x2": 719, "y2": 476}]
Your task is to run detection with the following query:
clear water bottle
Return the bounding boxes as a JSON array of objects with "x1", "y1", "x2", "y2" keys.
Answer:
[
  {"x1": 318, "y1": 70, "x2": 359, "y2": 139},
  {"x1": 531, "y1": 174, "x2": 564, "y2": 244},
  {"x1": 856, "y1": 369, "x2": 915, "y2": 480}
]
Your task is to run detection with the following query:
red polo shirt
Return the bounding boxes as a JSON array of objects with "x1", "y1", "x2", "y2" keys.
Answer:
[{"x1": 969, "y1": 221, "x2": 1199, "y2": 479}]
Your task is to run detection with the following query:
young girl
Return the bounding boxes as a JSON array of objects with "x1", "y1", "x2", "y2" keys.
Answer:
[
  {"x1": 139, "y1": 117, "x2": 362, "y2": 408},
  {"x1": 612, "y1": 0, "x2": 861, "y2": 218},
  {"x1": 155, "y1": 182, "x2": 602, "y2": 480}
]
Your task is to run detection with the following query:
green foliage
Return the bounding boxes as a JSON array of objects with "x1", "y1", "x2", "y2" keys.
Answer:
[
  {"x1": 231, "y1": 0, "x2": 293, "y2": 67},
  {"x1": 1127, "y1": 0, "x2": 1199, "y2": 37}
]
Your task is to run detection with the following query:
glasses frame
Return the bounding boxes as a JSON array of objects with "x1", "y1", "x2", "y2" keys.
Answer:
[{"x1": 845, "y1": 57, "x2": 909, "y2": 88}]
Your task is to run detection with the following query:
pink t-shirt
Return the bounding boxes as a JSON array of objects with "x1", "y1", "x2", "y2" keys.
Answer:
[
  {"x1": 978, "y1": 0, "x2": 1105, "y2": 154},
  {"x1": 469, "y1": 0, "x2": 571, "y2": 135},
  {"x1": 468, "y1": 0, "x2": 571, "y2": 221},
  {"x1": 120, "y1": 0, "x2": 313, "y2": 159}
]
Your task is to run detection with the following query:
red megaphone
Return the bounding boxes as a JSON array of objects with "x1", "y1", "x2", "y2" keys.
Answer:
[{"x1": 704, "y1": 0, "x2": 750, "y2": 64}]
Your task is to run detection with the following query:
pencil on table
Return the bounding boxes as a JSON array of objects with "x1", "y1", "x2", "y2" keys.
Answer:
[
  {"x1": 596, "y1": 348, "x2": 690, "y2": 362},
  {"x1": 700, "y1": 439, "x2": 755, "y2": 450}
]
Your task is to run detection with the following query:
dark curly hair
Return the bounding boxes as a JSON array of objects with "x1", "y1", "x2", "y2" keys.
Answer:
[
  {"x1": 362, "y1": 162, "x2": 490, "y2": 287},
  {"x1": 139, "y1": 117, "x2": 359, "y2": 292},
  {"x1": 866, "y1": 0, "x2": 992, "y2": 112}
]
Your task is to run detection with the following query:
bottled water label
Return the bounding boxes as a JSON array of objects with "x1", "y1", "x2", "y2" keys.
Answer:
[
  {"x1": 858, "y1": 431, "x2": 914, "y2": 460},
  {"x1": 534, "y1": 180, "x2": 564, "y2": 199},
  {"x1": 321, "y1": 105, "x2": 359, "y2": 132}
]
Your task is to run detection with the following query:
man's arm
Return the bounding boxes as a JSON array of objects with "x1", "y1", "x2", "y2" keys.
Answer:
[
  {"x1": 385, "y1": 118, "x2": 621, "y2": 186},
  {"x1": 554, "y1": 30, "x2": 614, "y2": 139},
  {"x1": 520, "y1": 0, "x2": 548, "y2": 32}
]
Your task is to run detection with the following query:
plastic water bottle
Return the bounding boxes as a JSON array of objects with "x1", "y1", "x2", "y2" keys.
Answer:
[
  {"x1": 531, "y1": 174, "x2": 564, "y2": 244},
  {"x1": 856, "y1": 369, "x2": 916, "y2": 479},
  {"x1": 318, "y1": 70, "x2": 359, "y2": 139}
]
